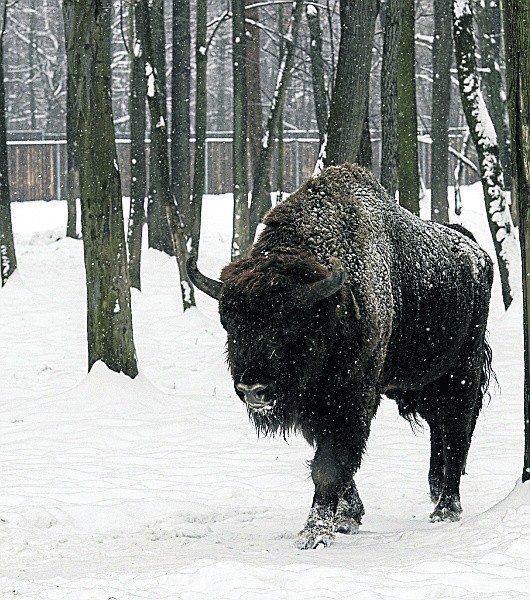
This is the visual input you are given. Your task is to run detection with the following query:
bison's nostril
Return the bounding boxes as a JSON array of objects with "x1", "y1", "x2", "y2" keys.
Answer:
[{"x1": 236, "y1": 382, "x2": 272, "y2": 407}]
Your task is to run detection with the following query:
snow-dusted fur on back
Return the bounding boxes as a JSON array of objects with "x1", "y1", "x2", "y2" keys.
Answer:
[{"x1": 218, "y1": 163, "x2": 494, "y2": 548}]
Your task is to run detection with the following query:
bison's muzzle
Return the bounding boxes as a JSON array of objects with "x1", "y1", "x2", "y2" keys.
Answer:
[{"x1": 236, "y1": 382, "x2": 275, "y2": 410}]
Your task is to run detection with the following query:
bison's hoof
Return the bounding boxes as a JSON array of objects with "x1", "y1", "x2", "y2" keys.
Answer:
[
  {"x1": 430, "y1": 495, "x2": 462, "y2": 522},
  {"x1": 295, "y1": 530, "x2": 334, "y2": 550},
  {"x1": 295, "y1": 505, "x2": 335, "y2": 549},
  {"x1": 335, "y1": 498, "x2": 362, "y2": 535},
  {"x1": 336, "y1": 518, "x2": 360, "y2": 535}
]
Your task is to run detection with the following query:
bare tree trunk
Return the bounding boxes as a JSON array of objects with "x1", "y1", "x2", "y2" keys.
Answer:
[
  {"x1": 276, "y1": 3, "x2": 286, "y2": 203},
  {"x1": 171, "y1": 0, "x2": 194, "y2": 254},
  {"x1": 249, "y1": 0, "x2": 304, "y2": 239},
  {"x1": 324, "y1": 0, "x2": 378, "y2": 167},
  {"x1": 453, "y1": 127, "x2": 471, "y2": 215},
  {"x1": 191, "y1": 0, "x2": 207, "y2": 253},
  {"x1": 141, "y1": 0, "x2": 195, "y2": 310},
  {"x1": 245, "y1": 0, "x2": 264, "y2": 181},
  {"x1": 64, "y1": 2, "x2": 78, "y2": 239},
  {"x1": 453, "y1": 0, "x2": 518, "y2": 309},
  {"x1": 503, "y1": 0, "x2": 530, "y2": 480},
  {"x1": 306, "y1": 2, "x2": 328, "y2": 145},
  {"x1": 128, "y1": 0, "x2": 147, "y2": 291},
  {"x1": 430, "y1": 0, "x2": 452, "y2": 222},
  {"x1": 231, "y1": 0, "x2": 250, "y2": 260},
  {"x1": 0, "y1": 1, "x2": 15, "y2": 286},
  {"x1": 380, "y1": 0, "x2": 400, "y2": 198},
  {"x1": 63, "y1": 0, "x2": 138, "y2": 377},
  {"x1": 397, "y1": 0, "x2": 420, "y2": 214},
  {"x1": 146, "y1": 0, "x2": 173, "y2": 255}
]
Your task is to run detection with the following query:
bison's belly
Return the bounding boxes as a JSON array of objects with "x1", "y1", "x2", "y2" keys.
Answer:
[{"x1": 382, "y1": 326, "x2": 470, "y2": 392}]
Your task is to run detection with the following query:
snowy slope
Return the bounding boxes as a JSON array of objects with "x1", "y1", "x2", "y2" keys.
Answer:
[{"x1": 1, "y1": 187, "x2": 529, "y2": 599}]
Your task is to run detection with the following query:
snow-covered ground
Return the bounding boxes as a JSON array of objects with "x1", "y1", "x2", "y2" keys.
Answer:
[{"x1": 1, "y1": 186, "x2": 529, "y2": 599}]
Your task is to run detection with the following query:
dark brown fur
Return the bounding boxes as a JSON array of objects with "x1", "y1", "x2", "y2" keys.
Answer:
[{"x1": 200, "y1": 164, "x2": 494, "y2": 548}]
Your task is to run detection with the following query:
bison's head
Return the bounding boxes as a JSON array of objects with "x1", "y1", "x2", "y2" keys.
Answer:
[{"x1": 187, "y1": 250, "x2": 347, "y2": 435}]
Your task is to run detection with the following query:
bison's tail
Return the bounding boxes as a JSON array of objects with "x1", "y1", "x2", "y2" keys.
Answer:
[
  {"x1": 480, "y1": 332, "x2": 496, "y2": 404},
  {"x1": 470, "y1": 332, "x2": 496, "y2": 434},
  {"x1": 463, "y1": 333, "x2": 495, "y2": 475}
]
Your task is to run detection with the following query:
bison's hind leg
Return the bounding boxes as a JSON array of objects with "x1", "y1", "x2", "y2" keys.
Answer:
[
  {"x1": 419, "y1": 353, "x2": 485, "y2": 522},
  {"x1": 335, "y1": 479, "x2": 365, "y2": 534}
]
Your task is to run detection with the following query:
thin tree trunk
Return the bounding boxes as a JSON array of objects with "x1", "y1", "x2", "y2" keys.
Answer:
[
  {"x1": 0, "y1": 0, "x2": 15, "y2": 286},
  {"x1": 191, "y1": 0, "x2": 207, "y2": 253},
  {"x1": 324, "y1": 0, "x2": 378, "y2": 167},
  {"x1": 64, "y1": 2, "x2": 78, "y2": 239},
  {"x1": 146, "y1": 0, "x2": 173, "y2": 255},
  {"x1": 249, "y1": 0, "x2": 304, "y2": 238},
  {"x1": 231, "y1": 0, "x2": 250, "y2": 260},
  {"x1": 430, "y1": 0, "x2": 453, "y2": 222},
  {"x1": 141, "y1": 0, "x2": 195, "y2": 310},
  {"x1": 171, "y1": 0, "x2": 194, "y2": 253},
  {"x1": 63, "y1": 0, "x2": 138, "y2": 377},
  {"x1": 453, "y1": 0, "x2": 517, "y2": 309},
  {"x1": 245, "y1": 0, "x2": 264, "y2": 182},
  {"x1": 306, "y1": 2, "x2": 328, "y2": 145},
  {"x1": 397, "y1": 0, "x2": 420, "y2": 214},
  {"x1": 503, "y1": 0, "x2": 530, "y2": 480},
  {"x1": 380, "y1": 0, "x2": 400, "y2": 198},
  {"x1": 453, "y1": 127, "x2": 471, "y2": 215},
  {"x1": 276, "y1": 3, "x2": 286, "y2": 202},
  {"x1": 128, "y1": 0, "x2": 147, "y2": 291},
  {"x1": 28, "y1": 0, "x2": 36, "y2": 130}
]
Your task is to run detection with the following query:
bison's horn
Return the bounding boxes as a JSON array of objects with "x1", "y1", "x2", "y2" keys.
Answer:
[
  {"x1": 186, "y1": 254, "x2": 223, "y2": 301},
  {"x1": 299, "y1": 257, "x2": 347, "y2": 304}
]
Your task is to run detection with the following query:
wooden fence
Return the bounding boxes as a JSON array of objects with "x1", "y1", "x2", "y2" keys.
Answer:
[{"x1": 7, "y1": 135, "x2": 478, "y2": 202}]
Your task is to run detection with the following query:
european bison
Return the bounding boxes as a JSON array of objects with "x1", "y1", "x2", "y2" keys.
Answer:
[{"x1": 187, "y1": 163, "x2": 493, "y2": 549}]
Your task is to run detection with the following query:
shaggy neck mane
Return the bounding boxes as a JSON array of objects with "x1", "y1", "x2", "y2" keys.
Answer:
[{"x1": 220, "y1": 248, "x2": 329, "y2": 295}]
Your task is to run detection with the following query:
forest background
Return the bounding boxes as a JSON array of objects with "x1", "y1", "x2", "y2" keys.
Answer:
[{"x1": 0, "y1": 0, "x2": 528, "y2": 480}]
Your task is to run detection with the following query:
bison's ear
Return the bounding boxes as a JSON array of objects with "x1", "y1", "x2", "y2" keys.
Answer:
[
  {"x1": 186, "y1": 254, "x2": 224, "y2": 301},
  {"x1": 296, "y1": 257, "x2": 347, "y2": 304}
]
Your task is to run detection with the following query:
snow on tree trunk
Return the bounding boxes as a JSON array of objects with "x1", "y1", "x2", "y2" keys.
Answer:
[
  {"x1": 453, "y1": 0, "x2": 518, "y2": 309},
  {"x1": 249, "y1": 0, "x2": 304, "y2": 240},
  {"x1": 63, "y1": 0, "x2": 138, "y2": 377},
  {"x1": 476, "y1": 0, "x2": 512, "y2": 191},
  {"x1": 503, "y1": 0, "x2": 530, "y2": 480}
]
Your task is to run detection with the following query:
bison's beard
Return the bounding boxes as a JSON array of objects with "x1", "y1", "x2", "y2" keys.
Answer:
[{"x1": 245, "y1": 385, "x2": 306, "y2": 438}]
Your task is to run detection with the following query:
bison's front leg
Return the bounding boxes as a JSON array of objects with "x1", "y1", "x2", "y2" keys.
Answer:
[
  {"x1": 335, "y1": 479, "x2": 365, "y2": 534},
  {"x1": 296, "y1": 433, "x2": 363, "y2": 549}
]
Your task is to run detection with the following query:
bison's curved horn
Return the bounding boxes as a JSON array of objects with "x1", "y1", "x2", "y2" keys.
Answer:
[
  {"x1": 298, "y1": 257, "x2": 347, "y2": 304},
  {"x1": 186, "y1": 254, "x2": 224, "y2": 301}
]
